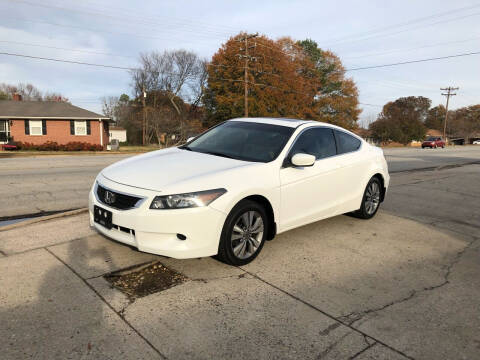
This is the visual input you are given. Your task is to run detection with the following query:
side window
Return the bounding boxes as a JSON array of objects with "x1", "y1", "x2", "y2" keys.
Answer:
[
  {"x1": 335, "y1": 130, "x2": 361, "y2": 154},
  {"x1": 289, "y1": 128, "x2": 337, "y2": 160},
  {"x1": 29, "y1": 120, "x2": 43, "y2": 135}
]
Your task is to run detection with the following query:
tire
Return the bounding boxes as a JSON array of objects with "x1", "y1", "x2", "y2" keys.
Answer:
[
  {"x1": 216, "y1": 200, "x2": 268, "y2": 266},
  {"x1": 353, "y1": 177, "x2": 382, "y2": 219}
]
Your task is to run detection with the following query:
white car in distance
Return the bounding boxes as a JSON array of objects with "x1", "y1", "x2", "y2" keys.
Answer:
[{"x1": 89, "y1": 118, "x2": 389, "y2": 265}]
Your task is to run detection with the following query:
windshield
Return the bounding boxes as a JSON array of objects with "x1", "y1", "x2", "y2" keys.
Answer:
[
  {"x1": 426, "y1": 137, "x2": 437, "y2": 141},
  {"x1": 181, "y1": 121, "x2": 295, "y2": 162}
]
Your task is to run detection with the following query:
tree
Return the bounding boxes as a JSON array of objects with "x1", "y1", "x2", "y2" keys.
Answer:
[
  {"x1": 297, "y1": 39, "x2": 361, "y2": 129},
  {"x1": 425, "y1": 105, "x2": 446, "y2": 130},
  {"x1": 0, "y1": 82, "x2": 68, "y2": 102},
  {"x1": 101, "y1": 96, "x2": 120, "y2": 121},
  {"x1": 204, "y1": 34, "x2": 360, "y2": 129},
  {"x1": 131, "y1": 50, "x2": 207, "y2": 143},
  {"x1": 370, "y1": 96, "x2": 429, "y2": 144},
  {"x1": 204, "y1": 34, "x2": 312, "y2": 126},
  {"x1": 449, "y1": 105, "x2": 480, "y2": 143}
]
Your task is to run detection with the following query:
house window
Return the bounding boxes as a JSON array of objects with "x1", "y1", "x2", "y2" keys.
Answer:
[
  {"x1": 29, "y1": 120, "x2": 43, "y2": 136},
  {"x1": 75, "y1": 120, "x2": 87, "y2": 135}
]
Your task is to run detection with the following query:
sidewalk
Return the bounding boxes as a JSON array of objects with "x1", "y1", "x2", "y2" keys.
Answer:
[{"x1": 1, "y1": 211, "x2": 478, "y2": 359}]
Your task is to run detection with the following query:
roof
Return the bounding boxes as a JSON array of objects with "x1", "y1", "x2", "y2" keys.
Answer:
[
  {"x1": 0, "y1": 100, "x2": 111, "y2": 120},
  {"x1": 110, "y1": 126, "x2": 126, "y2": 131},
  {"x1": 229, "y1": 117, "x2": 314, "y2": 128},
  {"x1": 426, "y1": 129, "x2": 443, "y2": 137}
]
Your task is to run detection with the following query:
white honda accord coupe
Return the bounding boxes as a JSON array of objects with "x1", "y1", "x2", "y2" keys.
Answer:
[{"x1": 89, "y1": 118, "x2": 389, "y2": 265}]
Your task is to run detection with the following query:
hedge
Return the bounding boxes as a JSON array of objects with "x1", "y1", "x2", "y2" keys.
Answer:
[{"x1": 17, "y1": 141, "x2": 103, "y2": 151}]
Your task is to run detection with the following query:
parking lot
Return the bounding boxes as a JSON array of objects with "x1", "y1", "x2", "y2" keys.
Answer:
[{"x1": 1, "y1": 146, "x2": 479, "y2": 359}]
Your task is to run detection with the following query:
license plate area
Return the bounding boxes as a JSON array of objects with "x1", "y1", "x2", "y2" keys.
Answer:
[{"x1": 94, "y1": 205, "x2": 112, "y2": 229}]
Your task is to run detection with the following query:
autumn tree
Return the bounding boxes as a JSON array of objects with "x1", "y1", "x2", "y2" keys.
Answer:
[
  {"x1": 425, "y1": 105, "x2": 446, "y2": 130},
  {"x1": 370, "y1": 96, "x2": 429, "y2": 144},
  {"x1": 204, "y1": 34, "x2": 360, "y2": 129},
  {"x1": 297, "y1": 39, "x2": 360, "y2": 129},
  {"x1": 204, "y1": 34, "x2": 314, "y2": 127}
]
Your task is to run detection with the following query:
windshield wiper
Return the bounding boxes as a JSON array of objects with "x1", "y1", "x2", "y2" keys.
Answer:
[
  {"x1": 179, "y1": 145, "x2": 192, "y2": 151},
  {"x1": 200, "y1": 151, "x2": 236, "y2": 159}
]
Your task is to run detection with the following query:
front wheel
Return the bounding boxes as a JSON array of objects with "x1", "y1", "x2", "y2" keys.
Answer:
[
  {"x1": 216, "y1": 200, "x2": 268, "y2": 266},
  {"x1": 353, "y1": 177, "x2": 382, "y2": 219}
]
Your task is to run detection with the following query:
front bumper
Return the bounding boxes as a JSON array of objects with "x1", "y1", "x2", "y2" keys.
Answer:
[{"x1": 88, "y1": 178, "x2": 227, "y2": 259}]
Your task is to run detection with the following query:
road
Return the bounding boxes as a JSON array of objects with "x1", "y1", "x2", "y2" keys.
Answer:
[
  {"x1": 0, "y1": 154, "x2": 131, "y2": 219},
  {"x1": 1, "y1": 146, "x2": 479, "y2": 219}
]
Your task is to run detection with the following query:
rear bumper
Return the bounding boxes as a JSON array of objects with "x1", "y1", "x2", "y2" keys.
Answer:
[{"x1": 88, "y1": 182, "x2": 227, "y2": 259}]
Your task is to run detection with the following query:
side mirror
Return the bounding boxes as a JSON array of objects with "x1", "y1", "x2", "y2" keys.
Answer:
[
  {"x1": 187, "y1": 137, "x2": 195, "y2": 143},
  {"x1": 291, "y1": 153, "x2": 316, "y2": 167}
]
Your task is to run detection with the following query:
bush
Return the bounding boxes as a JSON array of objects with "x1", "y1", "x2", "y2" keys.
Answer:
[{"x1": 16, "y1": 141, "x2": 103, "y2": 151}]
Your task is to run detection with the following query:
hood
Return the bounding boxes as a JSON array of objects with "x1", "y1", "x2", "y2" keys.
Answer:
[{"x1": 101, "y1": 147, "x2": 251, "y2": 192}]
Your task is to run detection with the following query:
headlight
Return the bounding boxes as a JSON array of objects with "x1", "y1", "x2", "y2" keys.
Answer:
[{"x1": 150, "y1": 188, "x2": 227, "y2": 209}]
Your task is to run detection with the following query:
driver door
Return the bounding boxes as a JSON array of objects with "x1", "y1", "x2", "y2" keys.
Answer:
[{"x1": 279, "y1": 127, "x2": 341, "y2": 231}]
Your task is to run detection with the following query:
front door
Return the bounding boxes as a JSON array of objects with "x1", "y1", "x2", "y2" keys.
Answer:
[
  {"x1": 0, "y1": 120, "x2": 9, "y2": 143},
  {"x1": 279, "y1": 127, "x2": 342, "y2": 231}
]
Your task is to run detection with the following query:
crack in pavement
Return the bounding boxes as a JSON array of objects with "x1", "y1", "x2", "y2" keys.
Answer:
[
  {"x1": 349, "y1": 341, "x2": 378, "y2": 360},
  {"x1": 315, "y1": 330, "x2": 356, "y2": 359},
  {"x1": 44, "y1": 248, "x2": 168, "y2": 360},
  {"x1": 240, "y1": 268, "x2": 414, "y2": 360},
  {"x1": 340, "y1": 237, "x2": 479, "y2": 327}
]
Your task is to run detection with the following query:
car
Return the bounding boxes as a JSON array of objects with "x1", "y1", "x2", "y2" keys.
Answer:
[
  {"x1": 422, "y1": 136, "x2": 445, "y2": 148},
  {"x1": 473, "y1": 140, "x2": 480, "y2": 145},
  {"x1": 89, "y1": 118, "x2": 390, "y2": 265}
]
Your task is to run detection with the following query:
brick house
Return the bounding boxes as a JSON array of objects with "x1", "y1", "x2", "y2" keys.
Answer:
[{"x1": 0, "y1": 99, "x2": 111, "y2": 149}]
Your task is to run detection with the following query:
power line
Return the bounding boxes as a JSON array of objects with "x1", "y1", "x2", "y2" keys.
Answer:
[
  {"x1": 343, "y1": 35, "x2": 480, "y2": 61},
  {"x1": 0, "y1": 52, "x2": 135, "y2": 70},
  {"x1": 0, "y1": 39, "x2": 136, "y2": 58},
  {"x1": 4, "y1": 16, "x2": 229, "y2": 45},
  {"x1": 318, "y1": 3, "x2": 480, "y2": 45},
  {"x1": 346, "y1": 51, "x2": 480, "y2": 71},
  {"x1": 4, "y1": 0, "x2": 234, "y2": 39},
  {"x1": 322, "y1": 10, "x2": 480, "y2": 48},
  {"x1": 3, "y1": 49, "x2": 480, "y2": 75}
]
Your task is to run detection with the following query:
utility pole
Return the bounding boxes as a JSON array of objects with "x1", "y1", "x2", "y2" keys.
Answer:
[
  {"x1": 440, "y1": 86, "x2": 458, "y2": 142},
  {"x1": 142, "y1": 86, "x2": 146, "y2": 146},
  {"x1": 237, "y1": 33, "x2": 258, "y2": 117}
]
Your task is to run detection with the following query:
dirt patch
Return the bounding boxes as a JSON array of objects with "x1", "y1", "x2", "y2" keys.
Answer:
[{"x1": 104, "y1": 262, "x2": 187, "y2": 299}]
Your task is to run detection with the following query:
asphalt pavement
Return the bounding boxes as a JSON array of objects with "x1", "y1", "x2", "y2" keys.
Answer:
[{"x1": 1, "y1": 146, "x2": 479, "y2": 219}]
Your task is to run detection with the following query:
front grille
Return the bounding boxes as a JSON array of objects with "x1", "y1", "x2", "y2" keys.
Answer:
[{"x1": 96, "y1": 184, "x2": 142, "y2": 210}]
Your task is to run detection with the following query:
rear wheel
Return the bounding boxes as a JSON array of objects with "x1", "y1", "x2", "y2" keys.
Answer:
[
  {"x1": 216, "y1": 200, "x2": 268, "y2": 266},
  {"x1": 353, "y1": 177, "x2": 382, "y2": 219}
]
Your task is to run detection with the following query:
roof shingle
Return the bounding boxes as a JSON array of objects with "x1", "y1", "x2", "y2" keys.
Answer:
[{"x1": 0, "y1": 100, "x2": 110, "y2": 120}]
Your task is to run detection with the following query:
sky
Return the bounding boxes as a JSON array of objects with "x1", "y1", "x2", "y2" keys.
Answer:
[{"x1": 0, "y1": 0, "x2": 479, "y2": 127}]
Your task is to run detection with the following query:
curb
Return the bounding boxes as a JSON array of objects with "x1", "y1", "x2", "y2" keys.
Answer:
[{"x1": 0, "y1": 208, "x2": 89, "y2": 232}]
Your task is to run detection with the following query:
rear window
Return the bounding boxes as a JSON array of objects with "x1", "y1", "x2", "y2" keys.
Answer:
[{"x1": 335, "y1": 130, "x2": 361, "y2": 154}]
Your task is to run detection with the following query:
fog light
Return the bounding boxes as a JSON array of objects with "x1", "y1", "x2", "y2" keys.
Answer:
[{"x1": 176, "y1": 234, "x2": 186, "y2": 240}]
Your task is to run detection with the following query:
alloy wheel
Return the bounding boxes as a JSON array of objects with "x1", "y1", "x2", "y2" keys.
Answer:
[
  {"x1": 365, "y1": 181, "x2": 380, "y2": 215},
  {"x1": 230, "y1": 211, "x2": 264, "y2": 260}
]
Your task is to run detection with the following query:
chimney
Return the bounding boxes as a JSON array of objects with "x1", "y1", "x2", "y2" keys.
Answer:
[{"x1": 12, "y1": 93, "x2": 22, "y2": 101}]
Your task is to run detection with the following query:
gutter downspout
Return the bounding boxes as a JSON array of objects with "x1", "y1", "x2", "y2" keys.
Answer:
[{"x1": 99, "y1": 119, "x2": 103, "y2": 147}]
